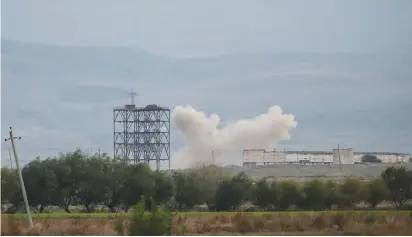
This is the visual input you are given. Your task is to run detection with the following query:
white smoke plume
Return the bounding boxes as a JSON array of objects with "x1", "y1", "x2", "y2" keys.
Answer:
[{"x1": 171, "y1": 105, "x2": 297, "y2": 168}]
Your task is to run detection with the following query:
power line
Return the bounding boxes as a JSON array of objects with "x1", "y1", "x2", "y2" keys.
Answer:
[{"x1": 4, "y1": 127, "x2": 33, "y2": 228}]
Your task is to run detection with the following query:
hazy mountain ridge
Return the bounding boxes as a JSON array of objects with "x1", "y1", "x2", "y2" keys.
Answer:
[{"x1": 1, "y1": 39, "x2": 411, "y2": 165}]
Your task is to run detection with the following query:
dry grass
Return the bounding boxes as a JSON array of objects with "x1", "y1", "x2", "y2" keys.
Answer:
[{"x1": 2, "y1": 211, "x2": 412, "y2": 235}]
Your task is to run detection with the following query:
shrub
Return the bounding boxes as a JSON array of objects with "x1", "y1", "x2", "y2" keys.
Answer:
[
  {"x1": 276, "y1": 180, "x2": 305, "y2": 210},
  {"x1": 175, "y1": 216, "x2": 187, "y2": 236},
  {"x1": 215, "y1": 173, "x2": 253, "y2": 211},
  {"x1": 381, "y1": 167, "x2": 412, "y2": 209},
  {"x1": 324, "y1": 180, "x2": 342, "y2": 209},
  {"x1": 332, "y1": 213, "x2": 347, "y2": 231},
  {"x1": 191, "y1": 164, "x2": 229, "y2": 209},
  {"x1": 119, "y1": 198, "x2": 173, "y2": 236},
  {"x1": 114, "y1": 220, "x2": 125, "y2": 236},
  {"x1": 364, "y1": 213, "x2": 378, "y2": 225},
  {"x1": 300, "y1": 179, "x2": 328, "y2": 210},
  {"x1": 338, "y1": 177, "x2": 369, "y2": 208},
  {"x1": 253, "y1": 178, "x2": 277, "y2": 210},
  {"x1": 175, "y1": 224, "x2": 187, "y2": 236},
  {"x1": 311, "y1": 213, "x2": 328, "y2": 231},
  {"x1": 366, "y1": 177, "x2": 390, "y2": 208},
  {"x1": 232, "y1": 212, "x2": 255, "y2": 233}
]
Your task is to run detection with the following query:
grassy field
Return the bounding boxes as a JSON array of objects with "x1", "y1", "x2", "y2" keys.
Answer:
[
  {"x1": 2, "y1": 210, "x2": 412, "y2": 235},
  {"x1": 3, "y1": 210, "x2": 411, "y2": 219}
]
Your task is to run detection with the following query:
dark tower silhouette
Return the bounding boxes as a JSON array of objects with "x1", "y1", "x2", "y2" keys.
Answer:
[{"x1": 113, "y1": 91, "x2": 170, "y2": 170}]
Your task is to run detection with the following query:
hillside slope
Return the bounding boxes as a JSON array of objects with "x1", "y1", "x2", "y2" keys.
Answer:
[{"x1": 1, "y1": 39, "x2": 411, "y2": 166}]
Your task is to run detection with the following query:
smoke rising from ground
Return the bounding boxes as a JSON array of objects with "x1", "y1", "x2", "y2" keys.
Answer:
[{"x1": 171, "y1": 105, "x2": 297, "y2": 168}]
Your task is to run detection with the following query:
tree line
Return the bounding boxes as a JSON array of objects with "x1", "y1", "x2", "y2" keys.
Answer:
[{"x1": 1, "y1": 149, "x2": 412, "y2": 213}]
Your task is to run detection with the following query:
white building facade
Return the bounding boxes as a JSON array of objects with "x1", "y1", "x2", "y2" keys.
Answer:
[
  {"x1": 242, "y1": 148, "x2": 410, "y2": 166},
  {"x1": 242, "y1": 149, "x2": 335, "y2": 166}
]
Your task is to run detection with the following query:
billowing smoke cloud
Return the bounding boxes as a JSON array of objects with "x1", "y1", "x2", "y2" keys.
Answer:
[{"x1": 171, "y1": 105, "x2": 297, "y2": 168}]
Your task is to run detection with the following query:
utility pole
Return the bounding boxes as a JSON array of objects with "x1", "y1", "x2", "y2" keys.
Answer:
[
  {"x1": 8, "y1": 148, "x2": 13, "y2": 169},
  {"x1": 337, "y1": 144, "x2": 342, "y2": 171},
  {"x1": 212, "y1": 150, "x2": 215, "y2": 165},
  {"x1": 4, "y1": 127, "x2": 33, "y2": 228}
]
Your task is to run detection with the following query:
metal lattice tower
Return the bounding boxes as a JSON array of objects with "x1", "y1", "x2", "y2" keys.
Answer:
[{"x1": 113, "y1": 91, "x2": 170, "y2": 170}]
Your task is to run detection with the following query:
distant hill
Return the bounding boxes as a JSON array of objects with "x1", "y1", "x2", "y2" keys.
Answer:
[{"x1": 1, "y1": 38, "x2": 411, "y2": 165}]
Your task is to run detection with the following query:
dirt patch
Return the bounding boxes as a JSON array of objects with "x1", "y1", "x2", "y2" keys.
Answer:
[{"x1": 2, "y1": 212, "x2": 412, "y2": 235}]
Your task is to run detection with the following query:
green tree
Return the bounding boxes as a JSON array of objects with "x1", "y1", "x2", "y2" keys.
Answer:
[
  {"x1": 153, "y1": 170, "x2": 175, "y2": 205},
  {"x1": 214, "y1": 179, "x2": 232, "y2": 211},
  {"x1": 53, "y1": 149, "x2": 86, "y2": 213},
  {"x1": 192, "y1": 165, "x2": 228, "y2": 210},
  {"x1": 172, "y1": 171, "x2": 203, "y2": 210},
  {"x1": 22, "y1": 157, "x2": 59, "y2": 213},
  {"x1": 76, "y1": 156, "x2": 107, "y2": 212},
  {"x1": 366, "y1": 177, "x2": 390, "y2": 208},
  {"x1": 381, "y1": 166, "x2": 412, "y2": 209},
  {"x1": 338, "y1": 177, "x2": 369, "y2": 208},
  {"x1": 300, "y1": 179, "x2": 328, "y2": 210},
  {"x1": 121, "y1": 163, "x2": 155, "y2": 211},
  {"x1": 1, "y1": 168, "x2": 22, "y2": 213},
  {"x1": 324, "y1": 180, "x2": 342, "y2": 209},
  {"x1": 361, "y1": 154, "x2": 381, "y2": 163},
  {"x1": 215, "y1": 172, "x2": 254, "y2": 211},
  {"x1": 276, "y1": 180, "x2": 305, "y2": 210},
  {"x1": 102, "y1": 159, "x2": 128, "y2": 213},
  {"x1": 253, "y1": 178, "x2": 277, "y2": 210}
]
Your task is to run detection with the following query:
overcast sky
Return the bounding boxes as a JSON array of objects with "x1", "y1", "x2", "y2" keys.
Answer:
[
  {"x1": 1, "y1": 1, "x2": 412, "y2": 167},
  {"x1": 2, "y1": 0, "x2": 412, "y2": 57}
]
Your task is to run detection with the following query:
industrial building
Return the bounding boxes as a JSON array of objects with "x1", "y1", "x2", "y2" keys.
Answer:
[{"x1": 242, "y1": 148, "x2": 410, "y2": 167}]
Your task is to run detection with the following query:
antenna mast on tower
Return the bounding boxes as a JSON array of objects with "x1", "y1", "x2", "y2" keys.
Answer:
[{"x1": 129, "y1": 89, "x2": 138, "y2": 105}]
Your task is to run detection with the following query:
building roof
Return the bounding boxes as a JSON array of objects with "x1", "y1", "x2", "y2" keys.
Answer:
[
  {"x1": 242, "y1": 149, "x2": 409, "y2": 156},
  {"x1": 354, "y1": 152, "x2": 410, "y2": 156},
  {"x1": 113, "y1": 104, "x2": 169, "y2": 111}
]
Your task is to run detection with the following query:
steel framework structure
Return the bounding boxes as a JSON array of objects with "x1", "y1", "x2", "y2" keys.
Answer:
[{"x1": 113, "y1": 104, "x2": 170, "y2": 170}]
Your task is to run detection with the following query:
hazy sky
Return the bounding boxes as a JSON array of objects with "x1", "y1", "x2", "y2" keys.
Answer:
[
  {"x1": 2, "y1": 0, "x2": 412, "y2": 57},
  {"x1": 1, "y1": 1, "x2": 412, "y2": 167}
]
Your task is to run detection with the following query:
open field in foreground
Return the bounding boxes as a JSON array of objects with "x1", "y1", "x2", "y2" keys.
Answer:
[
  {"x1": 3, "y1": 210, "x2": 411, "y2": 219},
  {"x1": 2, "y1": 211, "x2": 412, "y2": 235}
]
